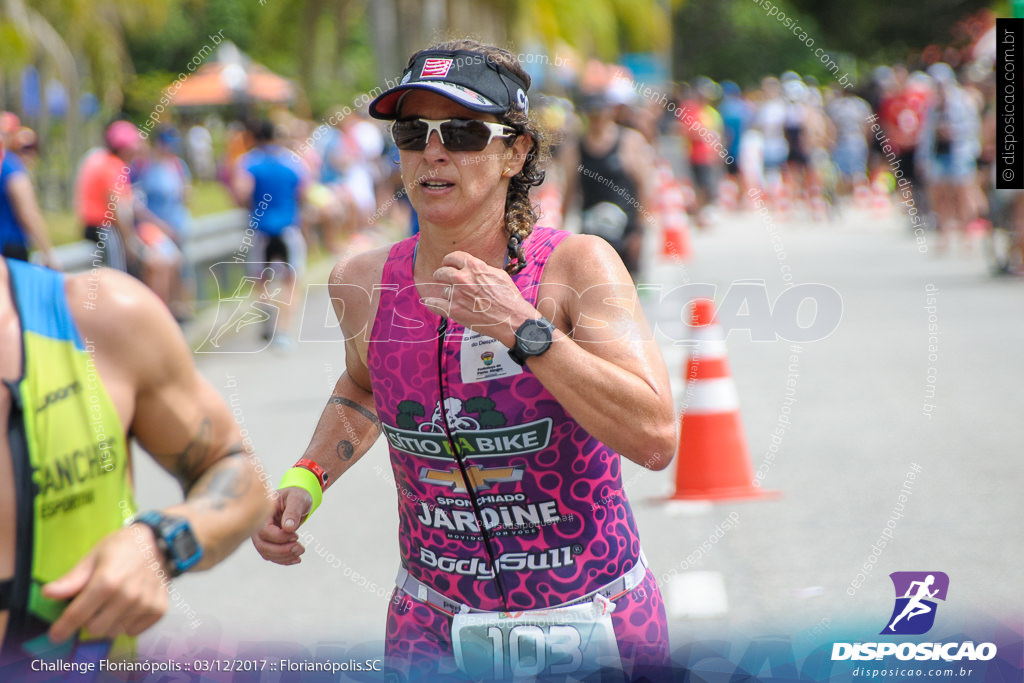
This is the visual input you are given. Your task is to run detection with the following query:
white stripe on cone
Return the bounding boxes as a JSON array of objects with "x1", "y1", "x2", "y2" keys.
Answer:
[
  {"x1": 682, "y1": 377, "x2": 740, "y2": 413},
  {"x1": 687, "y1": 338, "x2": 728, "y2": 359}
]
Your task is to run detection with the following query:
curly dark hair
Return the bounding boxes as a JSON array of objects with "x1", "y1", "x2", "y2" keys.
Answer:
[{"x1": 409, "y1": 39, "x2": 548, "y2": 273}]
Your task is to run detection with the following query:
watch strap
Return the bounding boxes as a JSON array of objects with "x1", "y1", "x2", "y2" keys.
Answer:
[
  {"x1": 133, "y1": 511, "x2": 201, "y2": 577},
  {"x1": 508, "y1": 344, "x2": 528, "y2": 366},
  {"x1": 294, "y1": 458, "x2": 329, "y2": 491}
]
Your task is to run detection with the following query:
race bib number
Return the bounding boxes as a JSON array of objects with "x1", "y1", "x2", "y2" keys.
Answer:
[{"x1": 451, "y1": 596, "x2": 621, "y2": 680}]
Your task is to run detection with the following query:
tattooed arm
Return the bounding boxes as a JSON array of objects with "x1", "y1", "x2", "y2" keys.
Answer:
[
  {"x1": 289, "y1": 248, "x2": 383, "y2": 487},
  {"x1": 304, "y1": 373, "x2": 380, "y2": 486},
  {"x1": 41, "y1": 270, "x2": 273, "y2": 642},
  {"x1": 253, "y1": 250, "x2": 386, "y2": 566},
  {"x1": 125, "y1": 279, "x2": 274, "y2": 570}
]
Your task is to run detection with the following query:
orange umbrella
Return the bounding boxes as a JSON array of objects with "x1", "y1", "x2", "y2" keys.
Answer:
[{"x1": 168, "y1": 46, "x2": 295, "y2": 107}]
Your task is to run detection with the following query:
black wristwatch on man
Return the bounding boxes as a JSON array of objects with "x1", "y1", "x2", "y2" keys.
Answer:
[{"x1": 508, "y1": 317, "x2": 556, "y2": 366}]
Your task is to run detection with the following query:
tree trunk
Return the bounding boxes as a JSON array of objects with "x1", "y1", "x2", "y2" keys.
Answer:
[
  {"x1": 296, "y1": 0, "x2": 327, "y2": 118},
  {"x1": 368, "y1": 0, "x2": 401, "y2": 86}
]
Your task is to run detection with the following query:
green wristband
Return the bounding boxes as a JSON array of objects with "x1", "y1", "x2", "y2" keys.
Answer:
[{"x1": 279, "y1": 467, "x2": 323, "y2": 519}]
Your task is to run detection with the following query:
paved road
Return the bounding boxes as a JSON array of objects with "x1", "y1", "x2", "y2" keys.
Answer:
[{"x1": 132, "y1": 204, "x2": 1023, "y2": 666}]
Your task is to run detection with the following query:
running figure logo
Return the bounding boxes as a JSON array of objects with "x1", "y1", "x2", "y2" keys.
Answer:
[
  {"x1": 880, "y1": 571, "x2": 949, "y2": 635},
  {"x1": 196, "y1": 262, "x2": 293, "y2": 353}
]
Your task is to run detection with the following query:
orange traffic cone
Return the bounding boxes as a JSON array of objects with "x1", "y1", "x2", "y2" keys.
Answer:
[
  {"x1": 870, "y1": 177, "x2": 892, "y2": 220},
  {"x1": 655, "y1": 161, "x2": 693, "y2": 260},
  {"x1": 718, "y1": 176, "x2": 739, "y2": 212},
  {"x1": 772, "y1": 182, "x2": 793, "y2": 222},
  {"x1": 853, "y1": 181, "x2": 872, "y2": 210},
  {"x1": 668, "y1": 300, "x2": 780, "y2": 501}
]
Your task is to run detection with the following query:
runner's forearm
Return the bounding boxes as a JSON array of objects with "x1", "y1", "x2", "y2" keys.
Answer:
[
  {"x1": 301, "y1": 371, "x2": 381, "y2": 487},
  {"x1": 164, "y1": 452, "x2": 272, "y2": 571}
]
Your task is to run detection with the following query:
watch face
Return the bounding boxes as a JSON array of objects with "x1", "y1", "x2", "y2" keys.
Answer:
[
  {"x1": 517, "y1": 320, "x2": 552, "y2": 354},
  {"x1": 171, "y1": 530, "x2": 201, "y2": 565}
]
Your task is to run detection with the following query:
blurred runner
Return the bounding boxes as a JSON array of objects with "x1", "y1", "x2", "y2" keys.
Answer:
[
  {"x1": 530, "y1": 97, "x2": 576, "y2": 230},
  {"x1": 232, "y1": 119, "x2": 309, "y2": 349},
  {"x1": 1, "y1": 132, "x2": 271, "y2": 670},
  {"x1": 719, "y1": 82, "x2": 751, "y2": 200},
  {"x1": 571, "y1": 91, "x2": 656, "y2": 276},
  {"x1": 879, "y1": 66, "x2": 932, "y2": 221},
  {"x1": 253, "y1": 39, "x2": 674, "y2": 681},
  {"x1": 682, "y1": 78, "x2": 726, "y2": 225}
]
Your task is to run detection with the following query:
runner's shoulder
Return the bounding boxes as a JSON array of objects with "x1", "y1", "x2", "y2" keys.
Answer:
[
  {"x1": 328, "y1": 245, "x2": 390, "y2": 335},
  {"x1": 618, "y1": 125, "x2": 648, "y2": 148},
  {"x1": 544, "y1": 232, "x2": 631, "y2": 286},
  {"x1": 65, "y1": 268, "x2": 188, "y2": 380},
  {"x1": 328, "y1": 245, "x2": 389, "y2": 295}
]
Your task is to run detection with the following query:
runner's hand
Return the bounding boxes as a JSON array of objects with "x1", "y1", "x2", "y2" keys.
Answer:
[
  {"x1": 422, "y1": 251, "x2": 538, "y2": 347},
  {"x1": 42, "y1": 525, "x2": 170, "y2": 642},
  {"x1": 251, "y1": 487, "x2": 311, "y2": 566}
]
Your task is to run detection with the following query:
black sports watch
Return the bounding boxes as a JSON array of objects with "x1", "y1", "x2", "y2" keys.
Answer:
[
  {"x1": 133, "y1": 511, "x2": 203, "y2": 577},
  {"x1": 508, "y1": 317, "x2": 555, "y2": 366}
]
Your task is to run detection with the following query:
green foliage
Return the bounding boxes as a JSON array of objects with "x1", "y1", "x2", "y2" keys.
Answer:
[
  {"x1": 122, "y1": 71, "x2": 178, "y2": 121},
  {"x1": 785, "y1": 0, "x2": 991, "y2": 59},
  {"x1": 0, "y1": 21, "x2": 33, "y2": 68},
  {"x1": 673, "y1": 0, "x2": 831, "y2": 87},
  {"x1": 195, "y1": 0, "x2": 262, "y2": 54},
  {"x1": 518, "y1": 0, "x2": 671, "y2": 62},
  {"x1": 124, "y1": 0, "x2": 211, "y2": 75},
  {"x1": 673, "y1": 0, "x2": 995, "y2": 88},
  {"x1": 26, "y1": 0, "x2": 177, "y2": 102}
]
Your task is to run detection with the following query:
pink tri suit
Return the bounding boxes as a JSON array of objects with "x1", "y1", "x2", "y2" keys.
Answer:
[{"x1": 367, "y1": 226, "x2": 670, "y2": 681}]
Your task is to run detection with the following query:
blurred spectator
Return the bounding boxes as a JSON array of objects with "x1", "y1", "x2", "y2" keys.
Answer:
[
  {"x1": 739, "y1": 121, "x2": 766, "y2": 197},
  {"x1": 0, "y1": 122, "x2": 58, "y2": 268},
  {"x1": 220, "y1": 121, "x2": 252, "y2": 186},
  {"x1": 318, "y1": 110, "x2": 385, "y2": 251},
  {"x1": 186, "y1": 120, "x2": 216, "y2": 181},
  {"x1": 74, "y1": 120, "x2": 144, "y2": 272},
  {"x1": 921, "y1": 63, "x2": 981, "y2": 251},
  {"x1": 75, "y1": 120, "x2": 183, "y2": 307},
  {"x1": 781, "y1": 73, "x2": 827, "y2": 216},
  {"x1": 136, "y1": 128, "x2": 192, "y2": 246},
  {"x1": 826, "y1": 87, "x2": 873, "y2": 197},
  {"x1": 756, "y1": 76, "x2": 790, "y2": 185},
  {"x1": 134, "y1": 126, "x2": 193, "y2": 319}
]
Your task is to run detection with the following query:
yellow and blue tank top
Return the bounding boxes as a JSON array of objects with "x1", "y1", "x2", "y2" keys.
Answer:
[{"x1": 1, "y1": 258, "x2": 135, "y2": 664}]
